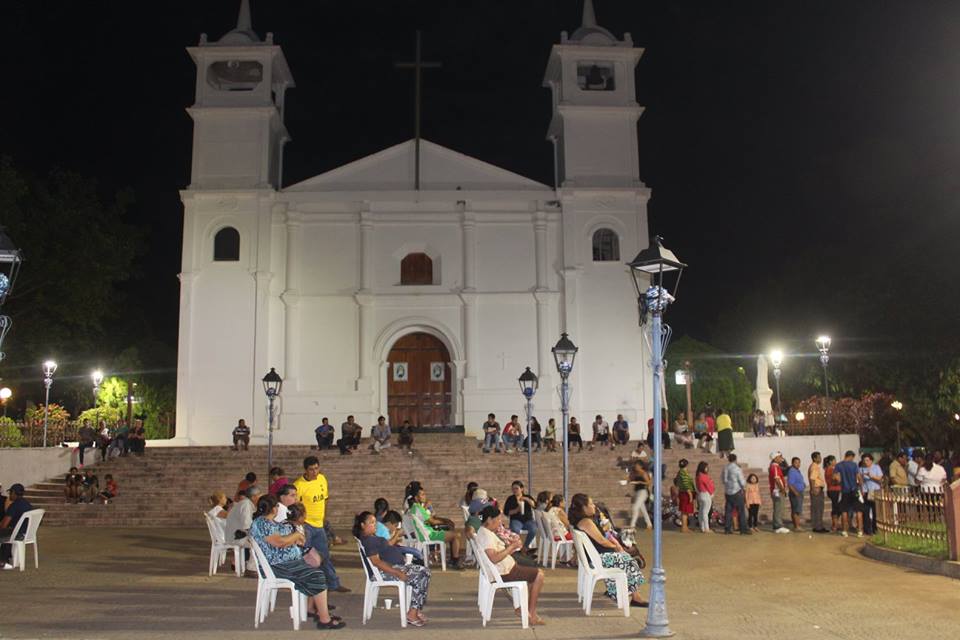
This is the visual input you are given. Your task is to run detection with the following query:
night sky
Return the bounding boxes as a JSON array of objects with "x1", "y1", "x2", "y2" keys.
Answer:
[{"x1": 2, "y1": 1, "x2": 958, "y2": 362}]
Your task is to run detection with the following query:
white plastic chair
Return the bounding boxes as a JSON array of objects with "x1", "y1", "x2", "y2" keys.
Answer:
[
  {"x1": 538, "y1": 510, "x2": 574, "y2": 569},
  {"x1": 249, "y1": 539, "x2": 308, "y2": 630},
  {"x1": 5, "y1": 509, "x2": 44, "y2": 571},
  {"x1": 461, "y1": 505, "x2": 471, "y2": 523},
  {"x1": 408, "y1": 513, "x2": 447, "y2": 571},
  {"x1": 203, "y1": 512, "x2": 243, "y2": 577},
  {"x1": 572, "y1": 530, "x2": 629, "y2": 617},
  {"x1": 356, "y1": 539, "x2": 413, "y2": 628},
  {"x1": 471, "y1": 538, "x2": 529, "y2": 628}
]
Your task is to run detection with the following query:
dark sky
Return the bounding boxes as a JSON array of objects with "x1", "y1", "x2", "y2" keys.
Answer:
[{"x1": 2, "y1": 1, "x2": 959, "y2": 359}]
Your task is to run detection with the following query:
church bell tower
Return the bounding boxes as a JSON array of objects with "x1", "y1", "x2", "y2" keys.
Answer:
[
  {"x1": 543, "y1": 1, "x2": 644, "y2": 188},
  {"x1": 186, "y1": 0, "x2": 295, "y2": 189}
]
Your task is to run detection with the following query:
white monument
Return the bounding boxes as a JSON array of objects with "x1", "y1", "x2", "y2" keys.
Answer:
[
  {"x1": 174, "y1": 1, "x2": 656, "y2": 444},
  {"x1": 754, "y1": 355, "x2": 775, "y2": 427}
]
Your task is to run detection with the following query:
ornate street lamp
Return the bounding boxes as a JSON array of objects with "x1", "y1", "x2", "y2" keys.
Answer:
[
  {"x1": 628, "y1": 236, "x2": 686, "y2": 639},
  {"x1": 0, "y1": 387, "x2": 11, "y2": 418},
  {"x1": 518, "y1": 366, "x2": 539, "y2": 493},
  {"x1": 552, "y1": 333, "x2": 578, "y2": 503},
  {"x1": 262, "y1": 367, "x2": 283, "y2": 475},
  {"x1": 816, "y1": 335, "x2": 831, "y2": 429},
  {"x1": 42, "y1": 360, "x2": 57, "y2": 447},
  {"x1": 0, "y1": 228, "x2": 23, "y2": 363},
  {"x1": 770, "y1": 349, "x2": 784, "y2": 427},
  {"x1": 891, "y1": 400, "x2": 903, "y2": 453},
  {"x1": 92, "y1": 369, "x2": 104, "y2": 433}
]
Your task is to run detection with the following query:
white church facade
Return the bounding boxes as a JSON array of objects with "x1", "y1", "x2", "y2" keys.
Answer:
[{"x1": 175, "y1": 1, "x2": 655, "y2": 445}]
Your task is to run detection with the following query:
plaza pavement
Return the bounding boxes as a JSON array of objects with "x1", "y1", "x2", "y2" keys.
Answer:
[{"x1": 0, "y1": 526, "x2": 957, "y2": 639}]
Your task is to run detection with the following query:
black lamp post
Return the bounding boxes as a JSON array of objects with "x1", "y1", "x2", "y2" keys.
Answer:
[
  {"x1": 518, "y1": 366, "x2": 539, "y2": 493},
  {"x1": 262, "y1": 368, "x2": 283, "y2": 475},
  {"x1": 627, "y1": 236, "x2": 686, "y2": 639},
  {"x1": 552, "y1": 333, "x2": 578, "y2": 503}
]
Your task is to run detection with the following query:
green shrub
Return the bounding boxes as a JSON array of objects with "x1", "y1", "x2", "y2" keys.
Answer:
[{"x1": 0, "y1": 416, "x2": 24, "y2": 447}]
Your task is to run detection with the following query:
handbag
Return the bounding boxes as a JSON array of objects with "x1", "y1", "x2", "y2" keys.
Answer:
[{"x1": 303, "y1": 547, "x2": 322, "y2": 568}]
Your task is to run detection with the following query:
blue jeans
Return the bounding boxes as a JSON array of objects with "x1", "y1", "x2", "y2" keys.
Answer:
[
  {"x1": 510, "y1": 518, "x2": 537, "y2": 547},
  {"x1": 483, "y1": 433, "x2": 503, "y2": 452},
  {"x1": 304, "y1": 523, "x2": 340, "y2": 590}
]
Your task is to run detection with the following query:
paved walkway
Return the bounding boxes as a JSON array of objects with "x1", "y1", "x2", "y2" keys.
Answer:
[{"x1": 0, "y1": 526, "x2": 957, "y2": 639}]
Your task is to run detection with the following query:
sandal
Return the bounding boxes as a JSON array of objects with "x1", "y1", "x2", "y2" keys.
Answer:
[
  {"x1": 530, "y1": 615, "x2": 546, "y2": 626},
  {"x1": 316, "y1": 618, "x2": 346, "y2": 630},
  {"x1": 406, "y1": 617, "x2": 425, "y2": 627}
]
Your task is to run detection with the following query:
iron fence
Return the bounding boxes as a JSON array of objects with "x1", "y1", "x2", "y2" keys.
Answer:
[{"x1": 874, "y1": 487, "x2": 948, "y2": 553}]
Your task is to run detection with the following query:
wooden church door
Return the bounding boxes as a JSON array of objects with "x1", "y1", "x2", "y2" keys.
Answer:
[{"x1": 387, "y1": 333, "x2": 452, "y2": 428}]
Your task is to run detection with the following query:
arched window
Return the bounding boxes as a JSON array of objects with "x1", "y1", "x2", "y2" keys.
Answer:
[
  {"x1": 592, "y1": 228, "x2": 620, "y2": 262},
  {"x1": 213, "y1": 227, "x2": 241, "y2": 261},
  {"x1": 401, "y1": 252, "x2": 433, "y2": 285}
]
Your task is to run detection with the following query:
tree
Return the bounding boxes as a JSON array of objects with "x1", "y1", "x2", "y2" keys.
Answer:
[{"x1": 665, "y1": 336, "x2": 754, "y2": 417}]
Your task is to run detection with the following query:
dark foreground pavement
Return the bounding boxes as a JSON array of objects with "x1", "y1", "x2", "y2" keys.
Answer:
[{"x1": 0, "y1": 526, "x2": 957, "y2": 639}]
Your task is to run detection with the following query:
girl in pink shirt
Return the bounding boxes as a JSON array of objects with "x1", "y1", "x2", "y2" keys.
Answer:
[
  {"x1": 695, "y1": 462, "x2": 715, "y2": 533},
  {"x1": 745, "y1": 474, "x2": 762, "y2": 532}
]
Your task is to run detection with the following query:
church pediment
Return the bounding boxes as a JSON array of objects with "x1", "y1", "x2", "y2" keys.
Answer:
[{"x1": 284, "y1": 139, "x2": 552, "y2": 192}]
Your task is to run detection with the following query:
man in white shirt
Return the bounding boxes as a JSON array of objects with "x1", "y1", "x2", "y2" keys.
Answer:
[{"x1": 225, "y1": 485, "x2": 261, "y2": 572}]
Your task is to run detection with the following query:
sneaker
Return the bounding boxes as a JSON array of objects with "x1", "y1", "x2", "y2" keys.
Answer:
[
  {"x1": 856, "y1": 532, "x2": 864, "y2": 538},
  {"x1": 841, "y1": 531, "x2": 849, "y2": 537},
  {"x1": 775, "y1": 527, "x2": 791, "y2": 534},
  {"x1": 2, "y1": 563, "x2": 14, "y2": 570}
]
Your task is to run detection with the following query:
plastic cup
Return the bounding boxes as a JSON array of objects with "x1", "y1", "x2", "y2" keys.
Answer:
[
  {"x1": 619, "y1": 479, "x2": 628, "y2": 486},
  {"x1": 404, "y1": 553, "x2": 413, "y2": 565},
  {"x1": 519, "y1": 501, "x2": 525, "y2": 515},
  {"x1": 384, "y1": 599, "x2": 393, "y2": 610}
]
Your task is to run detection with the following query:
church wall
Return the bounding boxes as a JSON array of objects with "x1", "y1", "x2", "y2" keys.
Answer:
[
  {"x1": 298, "y1": 223, "x2": 360, "y2": 294},
  {"x1": 475, "y1": 223, "x2": 537, "y2": 291},
  {"x1": 562, "y1": 112, "x2": 638, "y2": 185},
  {"x1": 369, "y1": 222, "x2": 462, "y2": 289},
  {"x1": 297, "y1": 297, "x2": 360, "y2": 390}
]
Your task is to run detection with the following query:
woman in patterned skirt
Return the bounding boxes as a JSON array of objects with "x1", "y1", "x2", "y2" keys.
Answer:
[
  {"x1": 569, "y1": 493, "x2": 647, "y2": 606},
  {"x1": 249, "y1": 495, "x2": 345, "y2": 630},
  {"x1": 354, "y1": 511, "x2": 432, "y2": 627}
]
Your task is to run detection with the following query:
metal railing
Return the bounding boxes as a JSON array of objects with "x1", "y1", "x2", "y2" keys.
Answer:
[
  {"x1": 0, "y1": 419, "x2": 174, "y2": 447},
  {"x1": 874, "y1": 487, "x2": 947, "y2": 553}
]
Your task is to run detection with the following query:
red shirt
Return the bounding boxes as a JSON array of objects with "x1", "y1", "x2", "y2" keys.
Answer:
[
  {"x1": 696, "y1": 473, "x2": 715, "y2": 495},
  {"x1": 825, "y1": 465, "x2": 841, "y2": 492},
  {"x1": 705, "y1": 416, "x2": 716, "y2": 434},
  {"x1": 768, "y1": 463, "x2": 784, "y2": 492}
]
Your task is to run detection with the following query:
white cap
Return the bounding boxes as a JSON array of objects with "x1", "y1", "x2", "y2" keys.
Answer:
[{"x1": 769, "y1": 451, "x2": 782, "y2": 461}]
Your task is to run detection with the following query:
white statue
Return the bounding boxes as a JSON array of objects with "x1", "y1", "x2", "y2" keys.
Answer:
[{"x1": 753, "y1": 355, "x2": 774, "y2": 427}]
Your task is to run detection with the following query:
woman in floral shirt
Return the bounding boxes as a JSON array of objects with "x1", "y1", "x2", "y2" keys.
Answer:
[{"x1": 249, "y1": 495, "x2": 345, "y2": 630}]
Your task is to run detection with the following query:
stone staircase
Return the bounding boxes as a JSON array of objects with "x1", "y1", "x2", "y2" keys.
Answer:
[{"x1": 22, "y1": 435, "x2": 769, "y2": 530}]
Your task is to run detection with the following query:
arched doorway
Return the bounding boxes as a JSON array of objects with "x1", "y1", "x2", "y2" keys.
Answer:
[{"x1": 387, "y1": 332, "x2": 452, "y2": 427}]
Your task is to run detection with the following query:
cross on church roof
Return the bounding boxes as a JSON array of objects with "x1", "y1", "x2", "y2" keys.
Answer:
[{"x1": 394, "y1": 31, "x2": 442, "y2": 191}]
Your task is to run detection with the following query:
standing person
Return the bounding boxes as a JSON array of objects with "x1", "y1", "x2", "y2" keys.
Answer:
[
  {"x1": 370, "y1": 416, "x2": 392, "y2": 454},
  {"x1": 716, "y1": 409, "x2": 734, "y2": 458},
  {"x1": 695, "y1": 461, "x2": 715, "y2": 533},
  {"x1": 916, "y1": 453, "x2": 948, "y2": 492},
  {"x1": 504, "y1": 481, "x2": 538, "y2": 550},
  {"x1": 613, "y1": 415, "x2": 630, "y2": 447},
  {"x1": 314, "y1": 418, "x2": 335, "y2": 450},
  {"x1": 907, "y1": 451, "x2": 923, "y2": 487},
  {"x1": 808, "y1": 452, "x2": 827, "y2": 533},
  {"x1": 77, "y1": 420, "x2": 97, "y2": 466},
  {"x1": 568, "y1": 417, "x2": 584, "y2": 452},
  {"x1": 722, "y1": 454, "x2": 750, "y2": 535},
  {"x1": 859, "y1": 454, "x2": 883, "y2": 535},
  {"x1": 787, "y1": 457, "x2": 806, "y2": 532},
  {"x1": 769, "y1": 452, "x2": 790, "y2": 534},
  {"x1": 482, "y1": 413, "x2": 503, "y2": 453},
  {"x1": 294, "y1": 456, "x2": 348, "y2": 592},
  {"x1": 0, "y1": 484, "x2": 34, "y2": 570},
  {"x1": 888, "y1": 451, "x2": 909, "y2": 491},
  {"x1": 232, "y1": 419, "x2": 250, "y2": 451},
  {"x1": 833, "y1": 450, "x2": 864, "y2": 537},
  {"x1": 628, "y1": 460, "x2": 652, "y2": 530},
  {"x1": 745, "y1": 474, "x2": 762, "y2": 533},
  {"x1": 752, "y1": 410, "x2": 766, "y2": 438},
  {"x1": 824, "y1": 455, "x2": 842, "y2": 533},
  {"x1": 674, "y1": 459, "x2": 695, "y2": 533}
]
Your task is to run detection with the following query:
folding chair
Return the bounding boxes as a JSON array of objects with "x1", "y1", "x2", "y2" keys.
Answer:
[
  {"x1": 249, "y1": 540, "x2": 308, "y2": 630},
  {"x1": 203, "y1": 512, "x2": 243, "y2": 577},
  {"x1": 356, "y1": 539, "x2": 413, "y2": 628},
  {"x1": 4, "y1": 509, "x2": 44, "y2": 571},
  {"x1": 471, "y1": 539, "x2": 529, "y2": 628},
  {"x1": 572, "y1": 530, "x2": 629, "y2": 617}
]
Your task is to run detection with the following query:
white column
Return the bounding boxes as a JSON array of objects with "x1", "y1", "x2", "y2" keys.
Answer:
[
  {"x1": 461, "y1": 208, "x2": 477, "y2": 291},
  {"x1": 174, "y1": 270, "x2": 197, "y2": 443},
  {"x1": 534, "y1": 210, "x2": 548, "y2": 290},
  {"x1": 356, "y1": 212, "x2": 375, "y2": 394},
  {"x1": 281, "y1": 211, "x2": 302, "y2": 390},
  {"x1": 360, "y1": 211, "x2": 374, "y2": 291},
  {"x1": 460, "y1": 292, "x2": 479, "y2": 384},
  {"x1": 533, "y1": 290, "x2": 557, "y2": 394}
]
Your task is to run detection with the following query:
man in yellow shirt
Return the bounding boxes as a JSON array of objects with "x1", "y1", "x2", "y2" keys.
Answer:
[{"x1": 294, "y1": 456, "x2": 348, "y2": 592}]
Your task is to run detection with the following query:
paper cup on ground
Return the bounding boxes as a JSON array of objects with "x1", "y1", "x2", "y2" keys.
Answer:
[{"x1": 384, "y1": 598, "x2": 393, "y2": 610}]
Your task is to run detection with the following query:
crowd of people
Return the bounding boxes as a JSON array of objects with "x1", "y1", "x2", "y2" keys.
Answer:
[{"x1": 71, "y1": 417, "x2": 146, "y2": 465}]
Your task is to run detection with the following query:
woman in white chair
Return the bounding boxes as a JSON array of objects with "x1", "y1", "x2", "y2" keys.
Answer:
[
  {"x1": 354, "y1": 511, "x2": 432, "y2": 627},
  {"x1": 249, "y1": 495, "x2": 345, "y2": 630},
  {"x1": 476, "y1": 505, "x2": 546, "y2": 626},
  {"x1": 569, "y1": 493, "x2": 647, "y2": 607}
]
